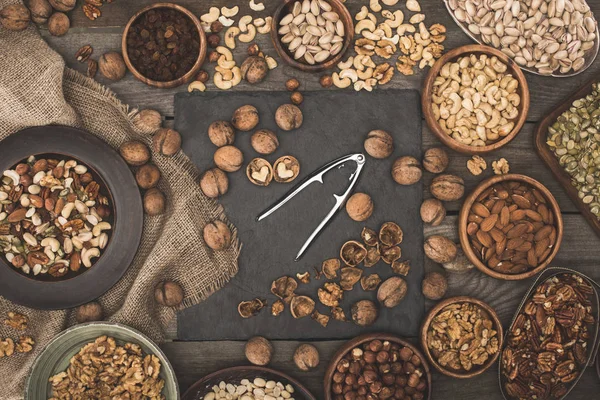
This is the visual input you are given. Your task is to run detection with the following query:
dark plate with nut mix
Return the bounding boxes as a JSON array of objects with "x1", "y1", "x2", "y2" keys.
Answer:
[
  {"x1": 0, "y1": 126, "x2": 143, "y2": 309},
  {"x1": 324, "y1": 333, "x2": 432, "y2": 400}
]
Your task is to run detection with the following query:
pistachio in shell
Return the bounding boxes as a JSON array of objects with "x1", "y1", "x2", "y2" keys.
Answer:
[
  {"x1": 246, "y1": 158, "x2": 273, "y2": 186},
  {"x1": 381, "y1": 246, "x2": 402, "y2": 264},
  {"x1": 331, "y1": 306, "x2": 347, "y2": 321},
  {"x1": 361, "y1": 274, "x2": 382, "y2": 291},
  {"x1": 322, "y1": 258, "x2": 341, "y2": 279},
  {"x1": 290, "y1": 295, "x2": 315, "y2": 318},
  {"x1": 238, "y1": 298, "x2": 267, "y2": 318},
  {"x1": 340, "y1": 241, "x2": 367, "y2": 266},
  {"x1": 340, "y1": 267, "x2": 363, "y2": 291},
  {"x1": 271, "y1": 276, "x2": 297, "y2": 302},
  {"x1": 377, "y1": 276, "x2": 407, "y2": 308},
  {"x1": 317, "y1": 282, "x2": 343, "y2": 307},
  {"x1": 364, "y1": 245, "x2": 381, "y2": 267},
  {"x1": 361, "y1": 227, "x2": 378, "y2": 247},
  {"x1": 379, "y1": 222, "x2": 403, "y2": 247},
  {"x1": 351, "y1": 299, "x2": 379, "y2": 326}
]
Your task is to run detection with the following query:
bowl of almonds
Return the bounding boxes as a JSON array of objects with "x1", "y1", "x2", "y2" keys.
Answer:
[
  {"x1": 458, "y1": 174, "x2": 563, "y2": 280},
  {"x1": 271, "y1": 0, "x2": 354, "y2": 72},
  {"x1": 422, "y1": 44, "x2": 530, "y2": 154}
]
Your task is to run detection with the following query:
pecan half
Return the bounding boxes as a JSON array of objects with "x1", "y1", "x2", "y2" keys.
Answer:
[{"x1": 75, "y1": 45, "x2": 93, "y2": 63}]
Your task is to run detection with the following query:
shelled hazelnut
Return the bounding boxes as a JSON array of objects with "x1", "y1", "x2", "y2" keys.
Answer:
[
  {"x1": 320, "y1": 75, "x2": 333, "y2": 88},
  {"x1": 245, "y1": 336, "x2": 273, "y2": 366},
  {"x1": 286, "y1": 78, "x2": 300, "y2": 91},
  {"x1": 208, "y1": 34, "x2": 220, "y2": 48},
  {"x1": 290, "y1": 92, "x2": 303, "y2": 105}
]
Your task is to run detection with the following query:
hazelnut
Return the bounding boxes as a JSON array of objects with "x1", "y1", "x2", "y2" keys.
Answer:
[
  {"x1": 286, "y1": 78, "x2": 300, "y2": 91},
  {"x1": 345, "y1": 192, "x2": 374, "y2": 222},
  {"x1": 245, "y1": 336, "x2": 273, "y2": 366},
  {"x1": 200, "y1": 168, "x2": 229, "y2": 198},
  {"x1": 275, "y1": 104, "x2": 303, "y2": 131},
  {"x1": 47, "y1": 11, "x2": 69, "y2": 36},
  {"x1": 246, "y1": 158, "x2": 273, "y2": 186},
  {"x1": 240, "y1": 56, "x2": 269, "y2": 84},
  {"x1": 247, "y1": 43, "x2": 260, "y2": 56},
  {"x1": 422, "y1": 272, "x2": 448, "y2": 300},
  {"x1": 251, "y1": 129, "x2": 279, "y2": 155},
  {"x1": 351, "y1": 299, "x2": 378, "y2": 326},
  {"x1": 207, "y1": 34, "x2": 220, "y2": 48},
  {"x1": 377, "y1": 276, "x2": 407, "y2": 308},
  {"x1": 290, "y1": 91, "x2": 303, "y2": 105},
  {"x1": 208, "y1": 51, "x2": 219, "y2": 63},
  {"x1": 293, "y1": 343, "x2": 320, "y2": 371},
  {"x1": 0, "y1": 4, "x2": 30, "y2": 31},
  {"x1": 154, "y1": 281, "x2": 184, "y2": 307},
  {"x1": 320, "y1": 74, "x2": 333, "y2": 88},
  {"x1": 15, "y1": 163, "x2": 29, "y2": 175},
  {"x1": 48, "y1": 0, "x2": 75, "y2": 12},
  {"x1": 208, "y1": 121, "x2": 235, "y2": 147},
  {"x1": 25, "y1": 0, "x2": 52, "y2": 25},
  {"x1": 75, "y1": 302, "x2": 103, "y2": 323},
  {"x1": 232, "y1": 105, "x2": 259, "y2": 131},
  {"x1": 430, "y1": 174, "x2": 465, "y2": 201},
  {"x1": 214, "y1": 145, "x2": 244, "y2": 172},
  {"x1": 135, "y1": 163, "x2": 161, "y2": 189},
  {"x1": 133, "y1": 109, "x2": 162, "y2": 135},
  {"x1": 153, "y1": 128, "x2": 182, "y2": 157},
  {"x1": 369, "y1": 340, "x2": 383, "y2": 352},
  {"x1": 203, "y1": 220, "x2": 232, "y2": 250},
  {"x1": 424, "y1": 235, "x2": 457, "y2": 264},
  {"x1": 399, "y1": 347, "x2": 413, "y2": 361},
  {"x1": 119, "y1": 140, "x2": 150, "y2": 166},
  {"x1": 143, "y1": 188, "x2": 166, "y2": 216},
  {"x1": 423, "y1": 147, "x2": 449, "y2": 173},
  {"x1": 273, "y1": 156, "x2": 300, "y2": 183},
  {"x1": 196, "y1": 70, "x2": 209, "y2": 83},
  {"x1": 392, "y1": 156, "x2": 422, "y2": 185},
  {"x1": 364, "y1": 130, "x2": 394, "y2": 159},
  {"x1": 210, "y1": 20, "x2": 223, "y2": 33},
  {"x1": 420, "y1": 198, "x2": 446, "y2": 226},
  {"x1": 98, "y1": 52, "x2": 126, "y2": 81}
]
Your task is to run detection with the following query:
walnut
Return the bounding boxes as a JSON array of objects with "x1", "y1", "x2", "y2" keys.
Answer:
[
  {"x1": 311, "y1": 310, "x2": 330, "y2": 327},
  {"x1": 290, "y1": 295, "x2": 315, "y2": 318},
  {"x1": 47, "y1": 11, "x2": 69, "y2": 36},
  {"x1": 430, "y1": 174, "x2": 465, "y2": 201},
  {"x1": 377, "y1": 276, "x2": 407, "y2": 308},
  {"x1": 119, "y1": 140, "x2": 150, "y2": 166},
  {"x1": 98, "y1": 52, "x2": 126, "y2": 81},
  {"x1": 351, "y1": 300, "x2": 378, "y2": 326},
  {"x1": 322, "y1": 258, "x2": 341, "y2": 279},
  {"x1": 420, "y1": 198, "x2": 446, "y2": 226},
  {"x1": 374, "y1": 63, "x2": 394, "y2": 85},
  {"x1": 251, "y1": 129, "x2": 279, "y2": 155},
  {"x1": 360, "y1": 274, "x2": 382, "y2": 291},
  {"x1": 318, "y1": 282, "x2": 343, "y2": 307},
  {"x1": 492, "y1": 158, "x2": 510, "y2": 175},
  {"x1": 240, "y1": 56, "x2": 269, "y2": 84},
  {"x1": 271, "y1": 276, "x2": 298, "y2": 302},
  {"x1": 232, "y1": 105, "x2": 259, "y2": 131},
  {"x1": 238, "y1": 298, "x2": 267, "y2": 318},
  {"x1": 467, "y1": 156, "x2": 487, "y2": 176},
  {"x1": 208, "y1": 121, "x2": 235, "y2": 147},
  {"x1": 153, "y1": 128, "x2": 182, "y2": 157},
  {"x1": 26, "y1": 0, "x2": 52, "y2": 25},
  {"x1": 143, "y1": 188, "x2": 166, "y2": 216},
  {"x1": 203, "y1": 220, "x2": 232, "y2": 250},
  {"x1": 75, "y1": 302, "x2": 103, "y2": 323},
  {"x1": 396, "y1": 56, "x2": 416, "y2": 75},
  {"x1": 275, "y1": 104, "x2": 303, "y2": 131},
  {"x1": 422, "y1": 272, "x2": 448, "y2": 300},
  {"x1": 49, "y1": 0, "x2": 75, "y2": 12},
  {"x1": 331, "y1": 306, "x2": 347, "y2": 321},
  {"x1": 271, "y1": 300, "x2": 284, "y2": 316},
  {"x1": 245, "y1": 336, "x2": 273, "y2": 366},
  {"x1": 0, "y1": 338, "x2": 14, "y2": 357},
  {"x1": 200, "y1": 168, "x2": 229, "y2": 198},
  {"x1": 392, "y1": 156, "x2": 422, "y2": 185},
  {"x1": 364, "y1": 130, "x2": 394, "y2": 159},
  {"x1": 214, "y1": 145, "x2": 244, "y2": 172},
  {"x1": 429, "y1": 23, "x2": 447, "y2": 43},
  {"x1": 392, "y1": 259, "x2": 411, "y2": 275},
  {"x1": 424, "y1": 235, "x2": 458, "y2": 264},
  {"x1": 15, "y1": 336, "x2": 34, "y2": 353},
  {"x1": 135, "y1": 163, "x2": 161, "y2": 189},
  {"x1": 133, "y1": 109, "x2": 162, "y2": 135},
  {"x1": 423, "y1": 148, "x2": 449, "y2": 173},
  {"x1": 379, "y1": 222, "x2": 403, "y2": 247},
  {"x1": 4, "y1": 312, "x2": 27, "y2": 330},
  {"x1": 294, "y1": 344, "x2": 320, "y2": 371},
  {"x1": 346, "y1": 192, "x2": 374, "y2": 221},
  {"x1": 0, "y1": 4, "x2": 30, "y2": 31},
  {"x1": 154, "y1": 281, "x2": 184, "y2": 307}
]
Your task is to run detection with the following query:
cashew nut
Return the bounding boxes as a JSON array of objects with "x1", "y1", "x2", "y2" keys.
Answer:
[
  {"x1": 485, "y1": 109, "x2": 501, "y2": 129},
  {"x1": 355, "y1": 6, "x2": 369, "y2": 20},
  {"x1": 265, "y1": 56, "x2": 278, "y2": 69},
  {"x1": 216, "y1": 46, "x2": 233, "y2": 61},
  {"x1": 63, "y1": 160, "x2": 77, "y2": 177},
  {"x1": 362, "y1": 56, "x2": 376, "y2": 68},
  {"x1": 82, "y1": 247, "x2": 100, "y2": 268},
  {"x1": 239, "y1": 15, "x2": 253, "y2": 32},
  {"x1": 396, "y1": 24, "x2": 416, "y2": 36},
  {"x1": 340, "y1": 68, "x2": 359, "y2": 82},
  {"x1": 61, "y1": 202, "x2": 75, "y2": 219},
  {"x1": 216, "y1": 66, "x2": 234, "y2": 81},
  {"x1": 507, "y1": 93, "x2": 520, "y2": 107},
  {"x1": 357, "y1": 67, "x2": 374, "y2": 80},
  {"x1": 238, "y1": 24, "x2": 257, "y2": 42},
  {"x1": 253, "y1": 17, "x2": 266, "y2": 27},
  {"x1": 257, "y1": 17, "x2": 272, "y2": 34},
  {"x1": 214, "y1": 72, "x2": 233, "y2": 90},
  {"x1": 338, "y1": 56, "x2": 354, "y2": 69},
  {"x1": 224, "y1": 27, "x2": 240, "y2": 49},
  {"x1": 355, "y1": 20, "x2": 376, "y2": 35},
  {"x1": 230, "y1": 66, "x2": 242, "y2": 86},
  {"x1": 378, "y1": 23, "x2": 393, "y2": 37},
  {"x1": 332, "y1": 72, "x2": 352, "y2": 88},
  {"x1": 200, "y1": 7, "x2": 220, "y2": 23},
  {"x1": 77, "y1": 231, "x2": 93, "y2": 242},
  {"x1": 218, "y1": 55, "x2": 236, "y2": 70},
  {"x1": 218, "y1": 16, "x2": 235, "y2": 27},
  {"x1": 3, "y1": 170, "x2": 19, "y2": 186},
  {"x1": 353, "y1": 55, "x2": 366, "y2": 71},
  {"x1": 406, "y1": 0, "x2": 421, "y2": 12},
  {"x1": 188, "y1": 81, "x2": 207, "y2": 92},
  {"x1": 92, "y1": 221, "x2": 111, "y2": 237},
  {"x1": 249, "y1": 0, "x2": 265, "y2": 11},
  {"x1": 201, "y1": 22, "x2": 211, "y2": 33},
  {"x1": 221, "y1": 6, "x2": 239, "y2": 18},
  {"x1": 382, "y1": 0, "x2": 399, "y2": 5},
  {"x1": 369, "y1": 0, "x2": 381, "y2": 12},
  {"x1": 383, "y1": 10, "x2": 404, "y2": 28}
]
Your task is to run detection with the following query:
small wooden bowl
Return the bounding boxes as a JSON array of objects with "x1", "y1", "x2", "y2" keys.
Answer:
[
  {"x1": 422, "y1": 44, "x2": 530, "y2": 154},
  {"x1": 420, "y1": 296, "x2": 503, "y2": 379},
  {"x1": 270, "y1": 0, "x2": 354, "y2": 72},
  {"x1": 458, "y1": 174, "x2": 563, "y2": 281},
  {"x1": 324, "y1": 333, "x2": 432, "y2": 400},
  {"x1": 122, "y1": 3, "x2": 207, "y2": 88}
]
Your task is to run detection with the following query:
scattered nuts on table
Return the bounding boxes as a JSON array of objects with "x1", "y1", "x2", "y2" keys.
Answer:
[
  {"x1": 273, "y1": 156, "x2": 300, "y2": 183},
  {"x1": 447, "y1": 0, "x2": 598, "y2": 75},
  {"x1": 340, "y1": 267, "x2": 363, "y2": 290},
  {"x1": 420, "y1": 198, "x2": 446, "y2": 226},
  {"x1": 294, "y1": 343, "x2": 320, "y2": 371},
  {"x1": 251, "y1": 129, "x2": 279, "y2": 155},
  {"x1": 377, "y1": 276, "x2": 407, "y2": 307},
  {"x1": 203, "y1": 220, "x2": 232, "y2": 250},
  {"x1": 290, "y1": 91, "x2": 304, "y2": 105},
  {"x1": 232, "y1": 105, "x2": 260, "y2": 131},
  {"x1": 155, "y1": 280, "x2": 184, "y2": 307},
  {"x1": 143, "y1": 188, "x2": 166, "y2": 216},
  {"x1": 153, "y1": 128, "x2": 182, "y2": 157},
  {"x1": 424, "y1": 235, "x2": 458, "y2": 264},
  {"x1": 200, "y1": 168, "x2": 229, "y2": 198},
  {"x1": 272, "y1": 276, "x2": 298, "y2": 303},
  {"x1": 364, "y1": 129, "x2": 394, "y2": 159},
  {"x1": 492, "y1": 157, "x2": 510, "y2": 175},
  {"x1": 49, "y1": 336, "x2": 165, "y2": 399},
  {"x1": 98, "y1": 51, "x2": 126, "y2": 82},
  {"x1": 240, "y1": 55, "x2": 269, "y2": 84},
  {"x1": 340, "y1": 240, "x2": 368, "y2": 266},
  {"x1": 75, "y1": 44, "x2": 93, "y2": 63},
  {"x1": 351, "y1": 299, "x2": 379, "y2": 326},
  {"x1": 430, "y1": 174, "x2": 465, "y2": 201},
  {"x1": 134, "y1": 109, "x2": 162, "y2": 135},
  {"x1": 345, "y1": 192, "x2": 374, "y2": 221},
  {"x1": 214, "y1": 145, "x2": 244, "y2": 172},
  {"x1": 392, "y1": 156, "x2": 423, "y2": 185},
  {"x1": 297, "y1": 271, "x2": 311, "y2": 284},
  {"x1": 322, "y1": 258, "x2": 341, "y2": 279},
  {"x1": 202, "y1": 378, "x2": 297, "y2": 400},
  {"x1": 0, "y1": 338, "x2": 14, "y2": 357},
  {"x1": 247, "y1": 158, "x2": 274, "y2": 186},
  {"x1": 286, "y1": 78, "x2": 301, "y2": 91},
  {"x1": 422, "y1": 147, "x2": 449, "y2": 174},
  {"x1": 120, "y1": 140, "x2": 151, "y2": 166},
  {"x1": 432, "y1": 54, "x2": 521, "y2": 147},
  {"x1": 275, "y1": 104, "x2": 303, "y2": 131},
  {"x1": 4, "y1": 312, "x2": 27, "y2": 330},
  {"x1": 208, "y1": 121, "x2": 236, "y2": 147},
  {"x1": 320, "y1": 74, "x2": 333, "y2": 87},
  {"x1": 467, "y1": 155, "x2": 487, "y2": 176},
  {"x1": 238, "y1": 298, "x2": 267, "y2": 318},
  {"x1": 245, "y1": 336, "x2": 273, "y2": 366},
  {"x1": 427, "y1": 301, "x2": 499, "y2": 372},
  {"x1": 421, "y1": 272, "x2": 448, "y2": 300},
  {"x1": 136, "y1": 163, "x2": 161, "y2": 189},
  {"x1": 75, "y1": 301, "x2": 103, "y2": 323}
]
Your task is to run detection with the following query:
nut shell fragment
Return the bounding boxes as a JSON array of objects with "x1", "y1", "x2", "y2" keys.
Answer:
[
  {"x1": 361, "y1": 274, "x2": 382, "y2": 291},
  {"x1": 340, "y1": 240, "x2": 367, "y2": 266},
  {"x1": 273, "y1": 155, "x2": 300, "y2": 183},
  {"x1": 246, "y1": 158, "x2": 274, "y2": 186},
  {"x1": 379, "y1": 222, "x2": 403, "y2": 246},
  {"x1": 290, "y1": 295, "x2": 315, "y2": 318},
  {"x1": 238, "y1": 298, "x2": 267, "y2": 318},
  {"x1": 322, "y1": 258, "x2": 341, "y2": 279},
  {"x1": 271, "y1": 276, "x2": 298, "y2": 302},
  {"x1": 319, "y1": 282, "x2": 344, "y2": 307}
]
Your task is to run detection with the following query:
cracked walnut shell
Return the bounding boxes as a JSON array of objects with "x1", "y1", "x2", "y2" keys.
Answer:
[
  {"x1": 322, "y1": 258, "x2": 341, "y2": 279},
  {"x1": 290, "y1": 295, "x2": 315, "y2": 318},
  {"x1": 273, "y1": 156, "x2": 300, "y2": 183},
  {"x1": 247, "y1": 158, "x2": 274, "y2": 186},
  {"x1": 271, "y1": 276, "x2": 298, "y2": 302},
  {"x1": 238, "y1": 298, "x2": 267, "y2": 318},
  {"x1": 318, "y1": 282, "x2": 343, "y2": 307},
  {"x1": 340, "y1": 241, "x2": 367, "y2": 266},
  {"x1": 379, "y1": 222, "x2": 403, "y2": 247}
]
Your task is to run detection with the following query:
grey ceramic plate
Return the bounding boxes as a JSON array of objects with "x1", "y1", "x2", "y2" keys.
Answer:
[{"x1": 25, "y1": 322, "x2": 179, "y2": 399}]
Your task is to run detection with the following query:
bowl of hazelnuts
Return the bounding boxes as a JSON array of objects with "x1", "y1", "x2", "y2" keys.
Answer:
[{"x1": 324, "y1": 333, "x2": 432, "y2": 400}]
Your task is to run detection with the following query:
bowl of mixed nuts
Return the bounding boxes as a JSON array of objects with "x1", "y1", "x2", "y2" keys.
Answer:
[
  {"x1": 420, "y1": 296, "x2": 503, "y2": 379},
  {"x1": 122, "y1": 3, "x2": 207, "y2": 88},
  {"x1": 422, "y1": 44, "x2": 530, "y2": 154},
  {"x1": 459, "y1": 174, "x2": 563, "y2": 280},
  {"x1": 271, "y1": 0, "x2": 354, "y2": 72},
  {"x1": 324, "y1": 333, "x2": 432, "y2": 400}
]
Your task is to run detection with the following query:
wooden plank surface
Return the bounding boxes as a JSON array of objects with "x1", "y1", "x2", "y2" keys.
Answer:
[{"x1": 42, "y1": 0, "x2": 600, "y2": 398}]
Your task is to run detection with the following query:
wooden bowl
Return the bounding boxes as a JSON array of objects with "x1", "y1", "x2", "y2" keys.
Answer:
[
  {"x1": 25, "y1": 322, "x2": 179, "y2": 399},
  {"x1": 122, "y1": 3, "x2": 207, "y2": 88},
  {"x1": 420, "y1": 296, "x2": 503, "y2": 379},
  {"x1": 324, "y1": 333, "x2": 432, "y2": 400},
  {"x1": 458, "y1": 174, "x2": 563, "y2": 281},
  {"x1": 182, "y1": 366, "x2": 316, "y2": 400},
  {"x1": 270, "y1": 0, "x2": 353, "y2": 72},
  {"x1": 422, "y1": 44, "x2": 530, "y2": 154}
]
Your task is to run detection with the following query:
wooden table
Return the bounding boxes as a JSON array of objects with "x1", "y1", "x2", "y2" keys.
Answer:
[{"x1": 43, "y1": 0, "x2": 600, "y2": 398}]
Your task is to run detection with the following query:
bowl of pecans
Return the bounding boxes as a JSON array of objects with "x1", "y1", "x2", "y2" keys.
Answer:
[
  {"x1": 420, "y1": 296, "x2": 503, "y2": 379},
  {"x1": 458, "y1": 174, "x2": 563, "y2": 280},
  {"x1": 122, "y1": 3, "x2": 207, "y2": 88},
  {"x1": 271, "y1": 0, "x2": 354, "y2": 72}
]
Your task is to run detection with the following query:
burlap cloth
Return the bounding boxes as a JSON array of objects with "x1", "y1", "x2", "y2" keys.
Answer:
[{"x1": 0, "y1": 1, "x2": 240, "y2": 397}]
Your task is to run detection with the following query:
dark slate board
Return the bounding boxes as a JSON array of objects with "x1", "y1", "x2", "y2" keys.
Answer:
[{"x1": 175, "y1": 90, "x2": 424, "y2": 340}]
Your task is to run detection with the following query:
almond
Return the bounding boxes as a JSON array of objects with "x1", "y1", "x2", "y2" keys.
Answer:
[
  {"x1": 500, "y1": 206, "x2": 510, "y2": 226},
  {"x1": 534, "y1": 225, "x2": 553, "y2": 241},
  {"x1": 535, "y1": 238, "x2": 550, "y2": 257},
  {"x1": 527, "y1": 248, "x2": 538, "y2": 266},
  {"x1": 480, "y1": 214, "x2": 498, "y2": 232},
  {"x1": 525, "y1": 209, "x2": 543, "y2": 222},
  {"x1": 476, "y1": 230, "x2": 493, "y2": 248},
  {"x1": 472, "y1": 202, "x2": 490, "y2": 218},
  {"x1": 510, "y1": 209, "x2": 527, "y2": 221},
  {"x1": 507, "y1": 223, "x2": 529, "y2": 239},
  {"x1": 507, "y1": 237, "x2": 525, "y2": 250},
  {"x1": 7, "y1": 208, "x2": 27, "y2": 223},
  {"x1": 512, "y1": 194, "x2": 531, "y2": 209}
]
